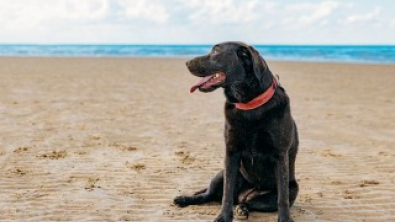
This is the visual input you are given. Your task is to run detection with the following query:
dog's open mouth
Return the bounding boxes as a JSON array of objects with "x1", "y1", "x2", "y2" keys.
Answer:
[{"x1": 190, "y1": 72, "x2": 226, "y2": 93}]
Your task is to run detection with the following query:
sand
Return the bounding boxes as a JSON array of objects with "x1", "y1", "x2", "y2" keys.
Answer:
[{"x1": 0, "y1": 57, "x2": 394, "y2": 222}]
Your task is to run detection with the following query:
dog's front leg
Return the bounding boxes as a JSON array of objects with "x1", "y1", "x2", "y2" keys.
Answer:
[
  {"x1": 214, "y1": 151, "x2": 241, "y2": 222},
  {"x1": 275, "y1": 151, "x2": 294, "y2": 222}
]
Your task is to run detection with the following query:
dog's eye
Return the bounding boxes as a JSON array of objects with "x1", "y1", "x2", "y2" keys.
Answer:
[
  {"x1": 211, "y1": 49, "x2": 218, "y2": 55},
  {"x1": 238, "y1": 49, "x2": 248, "y2": 57}
]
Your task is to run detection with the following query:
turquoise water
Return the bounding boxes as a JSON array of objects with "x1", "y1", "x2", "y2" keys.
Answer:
[{"x1": 0, "y1": 45, "x2": 394, "y2": 64}]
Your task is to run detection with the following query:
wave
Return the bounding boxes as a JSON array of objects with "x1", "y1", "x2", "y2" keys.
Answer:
[{"x1": 0, "y1": 45, "x2": 394, "y2": 64}]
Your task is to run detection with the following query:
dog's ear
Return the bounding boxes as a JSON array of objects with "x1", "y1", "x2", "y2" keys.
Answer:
[{"x1": 247, "y1": 46, "x2": 272, "y2": 87}]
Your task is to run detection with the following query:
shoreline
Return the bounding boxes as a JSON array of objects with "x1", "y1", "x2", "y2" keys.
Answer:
[
  {"x1": 1, "y1": 44, "x2": 394, "y2": 64},
  {"x1": 1, "y1": 56, "x2": 395, "y2": 66}
]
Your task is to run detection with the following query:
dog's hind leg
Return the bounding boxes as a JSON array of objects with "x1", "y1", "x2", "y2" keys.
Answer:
[
  {"x1": 174, "y1": 170, "x2": 224, "y2": 207},
  {"x1": 235, "y1": 180, "x2": 299, "y2": 220}
]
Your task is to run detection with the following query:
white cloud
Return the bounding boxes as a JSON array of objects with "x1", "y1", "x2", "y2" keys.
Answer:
[
  {"x1": 280, "y1": 1, "x2": 343, "y2": 28},
  {"x1": 178, "y1": 0, "x2": 276, "y2": 24},
  {"x1": 0, "y1": 0, "x2": 394, "y2": 44},
  {"x1": 298, "y1": 1, "x2": 341, "y2": 25},
  {"x1": 0, "y1": 0, "x2": 108, "y2": 28},
  {"x1": 345, "y1": 7, "x2": 381, "y2": 24},
  {"x1": 0, "y1": 0, "x2": 169, "y2": 30},
  {"x1": 118, "y1": 0, "x2": 169, "y2": 23},
  {"x1": 177, "y1": 0, "x2": 345, "y2": 28},
  {"x1": 277, "y1": 1, "x2": 344, "y2": 30}
]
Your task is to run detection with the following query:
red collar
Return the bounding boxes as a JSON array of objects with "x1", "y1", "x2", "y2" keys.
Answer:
[{"x1": 235, "y1": 79, "x2": 277, "y2": 110}]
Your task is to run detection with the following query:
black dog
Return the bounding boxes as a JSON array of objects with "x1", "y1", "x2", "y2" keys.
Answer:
[{"x1": 174, "y1": 42, "x2": 299, "y2": 222}]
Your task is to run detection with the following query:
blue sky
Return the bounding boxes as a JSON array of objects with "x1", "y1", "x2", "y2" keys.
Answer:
[{"x1": 0, "y1": 0, "x2": 394, "y2": 44}]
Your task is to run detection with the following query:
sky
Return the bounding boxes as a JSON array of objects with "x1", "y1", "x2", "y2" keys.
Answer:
[{"x1": 0, "y1": 0, "x2": 394, "y2": 45}]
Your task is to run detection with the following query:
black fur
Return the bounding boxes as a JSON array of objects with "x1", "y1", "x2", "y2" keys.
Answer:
[{"x1": 175, "y1": 42, "x2": 299, "y2": 222}]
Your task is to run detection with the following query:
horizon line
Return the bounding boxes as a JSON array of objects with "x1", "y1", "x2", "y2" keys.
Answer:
[{"x1": 0, "y1": 43, "x2": 395, "y2": 46}]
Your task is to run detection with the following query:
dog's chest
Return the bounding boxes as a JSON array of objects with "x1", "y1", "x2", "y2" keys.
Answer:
[
  {"x1": 241, "y1": 142, "x2": 276, "y2": 168},
  {"x1": 243, "y1": 131, "x2": 277, "y2": 156},
  {"x1": 239, "y1": 131, "x2": 277, "y2": 186}
]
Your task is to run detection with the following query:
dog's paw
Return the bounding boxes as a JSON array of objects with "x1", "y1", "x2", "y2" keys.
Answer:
[
  {"x1": 173, "y1": 195, "x2": 190, "y2": 207},
  {"x1": 213, "y1": 213, "x2": 233, "y2": 222},
  {"x1": 235, "y1": 204, "x2": 249, "y2": 220}
]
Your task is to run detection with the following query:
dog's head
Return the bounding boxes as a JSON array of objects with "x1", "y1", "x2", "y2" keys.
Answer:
[{"x1": 186, "y1": 42, "x2": 273, "y2": 103}]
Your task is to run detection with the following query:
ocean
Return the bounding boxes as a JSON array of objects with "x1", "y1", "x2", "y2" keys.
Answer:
[{"x1": 0, "y1": 45, "x2": 394, "y2": 64}]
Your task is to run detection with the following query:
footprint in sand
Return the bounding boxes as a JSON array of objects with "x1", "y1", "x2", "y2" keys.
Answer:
[
  {"x1": 85, "y1": 178, "x2": 100, "y2": 191},
  {"x1": 75, "y1": 151, "x2": 88, "y2": 155},
  {"x1": 11, "y1": 167, "x2": 28, "y2": 175},
  {"x1": 37, "y1": 150, "x2": 67, "y2": 159},
  {"x1": 322, "y1": 149, "x2": 342, "y2": 157},
  {"x1": 119, "y1": 215, "x2": 134, "y2": 221},
  {"x1": 175, "y1": 150, "x2": 195, "y2": 164},
  {"x1": 343, "y1": 189, "x2": 360, "y2": 199},
  {"x1": 359, "y1": 179, "x2": 380, "y2": 187},
  {"x1": 89, "y1": 135, "x2": 101, "y2": 140},
  {"x1": 330, "y1": 180, "x2": 344, "y2": 185},
  {"x1": 14, "y1": 146, "x2": 31, "y2": 153},
  {"x1": 109, "y1": 142, "x2": 138, "y2": 152},
  {"x1": 378, "y1": 151, "x2": 391, "y2": 157},
  {"x1": 126, "y1": 161, "x2": 146, "y2": 171},
  {"x1": 117, "y1": 145, "x2": 137, "y2": 152}
]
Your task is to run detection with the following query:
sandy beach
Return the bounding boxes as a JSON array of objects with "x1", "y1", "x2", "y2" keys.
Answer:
[{"x1": 0, "y1": 57, "x2": 394, "y2": 222}]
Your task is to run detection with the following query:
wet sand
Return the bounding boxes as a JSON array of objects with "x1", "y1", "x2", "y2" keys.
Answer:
[{"x1": 0, "y1": 57, "x2": 394, "y2": 221}]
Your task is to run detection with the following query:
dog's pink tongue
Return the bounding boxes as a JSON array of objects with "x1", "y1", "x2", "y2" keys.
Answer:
[{"x1": 190, "y1": 75, "x2": 212, "y2": 93}]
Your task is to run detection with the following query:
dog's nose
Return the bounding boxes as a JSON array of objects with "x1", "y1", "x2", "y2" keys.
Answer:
[{"x1": 185, "y1": 60, "x2": 191, "y2": 67}]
